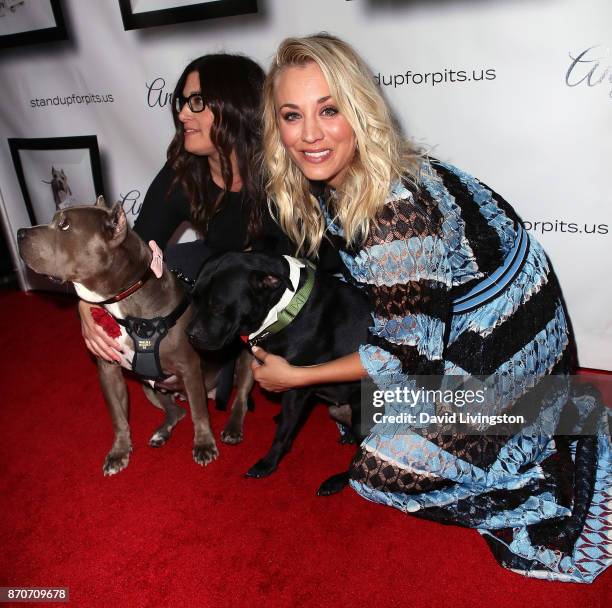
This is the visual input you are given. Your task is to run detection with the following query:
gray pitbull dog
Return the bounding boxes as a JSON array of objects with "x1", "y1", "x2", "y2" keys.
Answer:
[{"x1": 18, "y1": 196, "x2": 253, "y2": 476}]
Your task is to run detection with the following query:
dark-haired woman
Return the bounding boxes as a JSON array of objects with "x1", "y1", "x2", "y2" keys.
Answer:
[{"x1": 79, "y1": 53, "x2": 289, "y2": 361}]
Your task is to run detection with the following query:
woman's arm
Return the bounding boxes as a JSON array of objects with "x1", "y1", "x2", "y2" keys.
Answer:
[
  {"x1": 77, "y1": 300, "x2": 122, "y2": 363},
  {"x1": 133, "y1": 162, "x2": 190, "y2": 247},
  {"x1": 251, "y1": 348, "x2": 367, "y2": 392},
  {"x1": 356, "y1": 190, "x2": 453, "y2": 382}
]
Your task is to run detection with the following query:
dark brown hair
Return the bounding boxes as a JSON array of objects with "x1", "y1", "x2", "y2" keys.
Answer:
[{"x1": 167, "y1": 54, "x2": 265, "y2": 242}]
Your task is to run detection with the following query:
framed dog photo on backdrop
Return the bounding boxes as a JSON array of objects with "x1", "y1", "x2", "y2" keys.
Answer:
[
  {"x1": 8, "y1": 136, "x2": 104, "y2": 227},
  {"x1": 118, "y1": 0, "x2": 258, "y2": 30},
  {"x1": 0, "y1": 0, "x2": 68, "y2": 49}
]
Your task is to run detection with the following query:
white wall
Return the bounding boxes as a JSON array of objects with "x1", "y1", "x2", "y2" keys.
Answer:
[{"x1": 1, "y1": 0, "x2": 610, "y2": 368}]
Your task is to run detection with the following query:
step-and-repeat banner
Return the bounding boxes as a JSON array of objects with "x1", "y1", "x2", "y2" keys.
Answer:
[{"x1": 0, "y1": 0, "x2": 610, "y2": 369}]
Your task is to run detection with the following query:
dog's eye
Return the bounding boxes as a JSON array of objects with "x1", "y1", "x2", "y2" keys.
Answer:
[
  {"x1": 208, "y1": 297, "x2": 225, "y2": 315},
  {"x1": 58, "y1": 218, "x2": 70, "y2": 231}
]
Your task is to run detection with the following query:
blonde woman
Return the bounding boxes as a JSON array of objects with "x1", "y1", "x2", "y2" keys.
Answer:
[{"x1": 251, "y1": 33, "x2": 610, "y2": 583}]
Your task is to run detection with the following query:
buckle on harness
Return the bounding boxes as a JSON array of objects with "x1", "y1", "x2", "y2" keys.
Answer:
[{"x1": 115, "y1": 295, "x2": 190, "y2": 381}]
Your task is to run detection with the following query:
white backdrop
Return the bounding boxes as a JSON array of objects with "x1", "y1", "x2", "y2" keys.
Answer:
[{"x1": 0, "y1": 0, "x2": 610, "y2": 369}]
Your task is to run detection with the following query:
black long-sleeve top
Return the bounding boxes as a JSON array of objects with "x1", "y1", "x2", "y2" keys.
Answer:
[
  {"x1": 133, "y1": 162, "x2": 343, "y2": 272},
  {"x1": 133, "y1": 162, "x2": 252, "y2": 251}
]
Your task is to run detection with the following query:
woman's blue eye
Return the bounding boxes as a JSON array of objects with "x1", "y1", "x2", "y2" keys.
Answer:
[
  {"x1": 282, "y1": 112, "x2": 301, "y2": 122},
  {"x1": 321, "y1": 106, "x2": 339, "y2": 117}
]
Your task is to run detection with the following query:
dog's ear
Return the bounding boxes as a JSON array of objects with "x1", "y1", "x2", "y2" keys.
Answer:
[
  {"x1": 95, "y1": 195, "x2": 109, "y2": 209},
  {"x1": 105, "y1": 202, "x2": 128, "y2": 246},
  {"x1": 250, "y1": 271, "x2": 294, "y2": 292}
]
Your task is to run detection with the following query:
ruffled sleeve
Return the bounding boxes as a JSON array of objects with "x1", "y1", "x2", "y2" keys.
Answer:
[{"x1": 355, "y1": 182, "x2": 454, "y2": 385}]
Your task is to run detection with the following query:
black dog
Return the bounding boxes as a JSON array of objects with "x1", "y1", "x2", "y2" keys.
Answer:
[{"x1": 187, "y1": 251, "x2": 371, "y2": 495}]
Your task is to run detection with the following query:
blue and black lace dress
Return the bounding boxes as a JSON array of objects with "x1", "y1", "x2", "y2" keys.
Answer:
[{"x1": 322, "y1": 158, "x2": 611, "y2": 583}]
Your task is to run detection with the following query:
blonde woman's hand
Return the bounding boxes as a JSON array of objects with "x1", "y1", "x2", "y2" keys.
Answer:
[
  {"x1": 250, "y1": 346, "x2": 305, "y2": 392},
  {"x1": 77, "y1": 299, "x2": 122, "y2": 363},
  {"x1": 250, "y1": 348, "x2": 366, "y2": 392}
]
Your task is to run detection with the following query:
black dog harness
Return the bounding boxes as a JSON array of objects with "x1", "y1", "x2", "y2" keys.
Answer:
[
  {"x1": 115, "y1": 295, "x2": 190, "y2": 381},
  {"x1": 83, "y1": 266, "x2": 192, "y2": 382}
]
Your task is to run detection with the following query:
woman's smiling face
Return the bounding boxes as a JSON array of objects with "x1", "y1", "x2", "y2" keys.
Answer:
[{"x1": 274, "y1": 62, "x2": 356, "y2": 188}]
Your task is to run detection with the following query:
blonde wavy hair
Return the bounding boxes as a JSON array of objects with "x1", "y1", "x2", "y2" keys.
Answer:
[{"x1": 263, "y1": 33, "x2": 421, "y2": 255}]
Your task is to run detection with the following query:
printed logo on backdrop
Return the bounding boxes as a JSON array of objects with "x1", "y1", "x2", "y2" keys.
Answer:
[
  {"x1": 146, "y1": 77, "x2": 173, "y2": 109},
  {"x1": 127, "y1": 76, "x2": 174, "y2": 220},
  {"x1": 120, "y1": 188, "x2": 143, "y2": 221},
  {"x1": 566, "y1": 46, "x2": 612, "y2": 99},
  {"x1": 523, "y1": 218, "x2": 609, "y2": 237},
  {"x1": 30, "y1": 93, "x2": 114, "y2": 109},
  {"x1": 375, "y1": 67, "x2": 496, "y2": 88}
]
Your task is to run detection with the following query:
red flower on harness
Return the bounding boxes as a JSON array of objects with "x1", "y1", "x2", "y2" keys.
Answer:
[{"x1": 91, "y1": 307, "x2": 121, "y2": 338}]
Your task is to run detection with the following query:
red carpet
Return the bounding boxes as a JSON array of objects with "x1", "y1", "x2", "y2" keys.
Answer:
[{"x1": 0, "y1": 290, "x2": 609, "y2": 607}]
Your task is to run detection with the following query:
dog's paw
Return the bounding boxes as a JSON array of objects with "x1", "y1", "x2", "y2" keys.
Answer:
[
  {"x1": 148, "y1": 431, "x2": 168, "y2": 448},
  {"x1": 148, "y1": 410, "x2": 187, "y2": 448},
  {"x1": 103, "y1": 450, "x2": 131, "y2": 476},
  {"x1": 221, "y1": 427, "x2": 243, "y2": 445},
  {"x1": 317, "y1": 472, "x2": 349, "y2": 496},
  {"x1": 245, "y1": 458, "x2": 277, "y2": 478},
  {"x1": 193, "y1": 442, "x2": 219, "y2": 466}
]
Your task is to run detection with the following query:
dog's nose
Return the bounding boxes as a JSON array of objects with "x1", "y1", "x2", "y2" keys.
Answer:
[{"x1": 17, "y1": 228, "x2": 27, "y2": 241}]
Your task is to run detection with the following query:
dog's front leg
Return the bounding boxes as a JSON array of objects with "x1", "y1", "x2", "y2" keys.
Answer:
[
  {"x1": 97, "y1": 359, "x2": 132, "y2": 476},
  {"x1": 246, "y1": 390, "x2": 312, "y2": 478},
  {"x1": 182, "y1": 359, "x2": 218, "y2": 466},
  {"x1": 221, "y1": 349, "x2": 254, "y2": 445}
]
